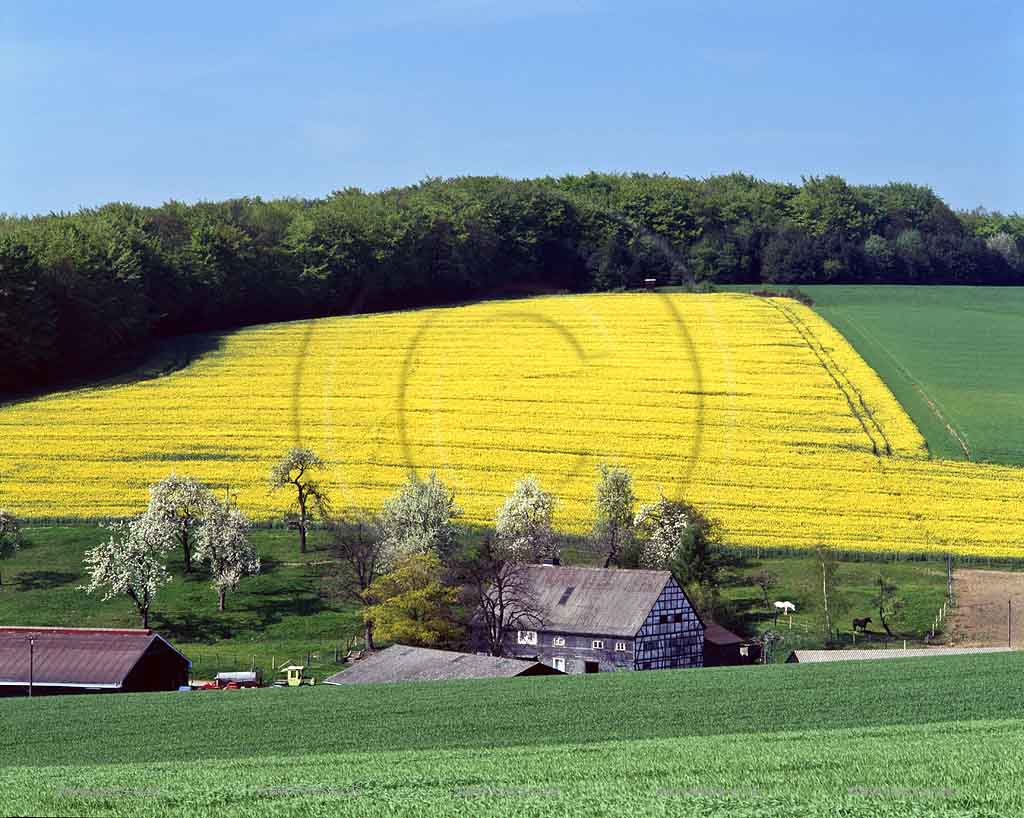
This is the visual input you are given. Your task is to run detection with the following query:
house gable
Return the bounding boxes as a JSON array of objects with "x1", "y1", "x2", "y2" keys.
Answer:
[{"x1": 634, "y1": 576, "x2": 703, "y2": 670}]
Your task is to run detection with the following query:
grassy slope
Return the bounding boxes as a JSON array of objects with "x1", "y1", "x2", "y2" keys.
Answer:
[
  {"x1": 2, "y1": 653, "x2": 1023, "y2": 816},
  {"x1": 0, "y1": 527, "x2": 949, "y2": 673},
  {"x1": 723, "y1": 285, "x2": 1024, "y2": 465},
  {"x1": 720, "y1": 552, "x2": 948, "y2": 652},
  {"x1": 0, "y1": 526, "x2": 359, "y2": 680}
]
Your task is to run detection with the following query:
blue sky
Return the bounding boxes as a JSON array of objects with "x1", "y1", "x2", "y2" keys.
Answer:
[{"x1": 3, "y1": 1, "x2": 1021, "y2": 215}]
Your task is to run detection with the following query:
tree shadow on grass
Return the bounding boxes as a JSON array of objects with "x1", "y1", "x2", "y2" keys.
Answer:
[
  {"x1": 238, "y1": 590, "x2": 327, "y2": 631},
  {"x1": 15, "y1": 570, "x2": 79, "y2": 591},
  {"x1": 154, "y1": 613, "x2": 235, "y2": 643}
]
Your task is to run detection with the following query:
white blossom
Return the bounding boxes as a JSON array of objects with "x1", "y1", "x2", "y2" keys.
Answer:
[
  {"x1": 80, "y1": 513, "x2": 174, "y2": 628},
  {"x1": 495, "y1": 476, "x2": 557, "y2": 563},
  {"x1": 634, "y1": 497, "x2": 691, "y2": 570},
  {"x1": 379, "y1": 471, "x2": 462, "y2": 567},
  {"x1": 147, "y1": 473, "x2": 216, "y2": 571},
  {"x1": 195, "y1": 501, "x2": 260, "y2": 610}
]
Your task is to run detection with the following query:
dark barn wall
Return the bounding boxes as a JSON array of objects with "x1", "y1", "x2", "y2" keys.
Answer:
[
  {"x1": 634, "y1": 579, "x2": 704, "y2": 670},
  {"x1": 121, "y1": 641, "x2": 189, "y2": 692},
  {"x1": 704, "y1": 641, "x2": 761, "y2": 667}
]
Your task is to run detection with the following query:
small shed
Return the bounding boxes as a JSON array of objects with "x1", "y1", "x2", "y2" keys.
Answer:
[
  {"x1": 0, "y1": 627, "x2": 191, "y2": 696},
  {"x1": 786, "y1": 646, "x2": 1014, "y2": 664},
  {"x1": 323, "y1": 644, "x2": 562, "y2": 685},
  {"x1": 703, "y1": 622, "x2": 761, "y2": 667}
]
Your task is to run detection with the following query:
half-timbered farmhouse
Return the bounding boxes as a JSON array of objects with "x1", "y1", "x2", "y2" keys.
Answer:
[{"x1": 501, "y1": 565, "x2": 704, "y2": 673}]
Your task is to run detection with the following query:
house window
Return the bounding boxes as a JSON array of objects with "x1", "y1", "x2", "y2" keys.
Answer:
[
  {"x1": 552, "y1": 657, "x2": 566, "y2": 672},
  {"x1": 552, "y1": 636, "x2": 566, "y2": 647},
  {"x1": 740, "y1": 645, "x2": 749, "y2": 657},
  {"x1": 517, "y1": 630, "x2": 538, "y2": 646},
  {"x1": 615, "y1": 641, "x2": 627, "y2": 652},
  {"x1": 659, "y1": 615, "x2": 668, "y2": 624},
  {"x1": 672, "y1": 613, "x2": 683, "y2": 624},
  {"x1": 592, "y1": 639, "x2": 604, "y2": 650}
]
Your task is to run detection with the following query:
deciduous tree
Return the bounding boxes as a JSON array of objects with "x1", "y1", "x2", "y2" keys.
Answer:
[
  {"x1": 0, "y1": 509, "x2": 23, "y2": 587},
  {"x1": 495, "y1": 476, "x2": 557, "y2": 563},
  {"x1": 635, "y1": 497, "x2": 726, "y2": 613},
  {"x1": 195, "y1": 500, "x2": 260, "y2": 611},
  {"x1": 457, "y1": 538, "x2": 544, "y2": 657},
  {"x1": 270, "y1": 448, "x2": 330, "y2": 553},
  {"x1": 80, "y1": 514, "x2": 173, "y2": 628},
  {"x1": 322, "y1": 515, "x2": 386, "y2": 650},
  {"x1": 593, "y1": 464, "x2": 635, "y2": 568},
  {"x1": 816, "y1": 544, "x2": 838, "y2": 641},
  {"x1": 147, "y1": 474, "x2": 215, "y2": 573},
  {"x1": 873, "y1": 573, "x2": 905, "y2": 637},
  {"x1": 361, "y1": 552, "x2": 461, "y2": 648},
  {"x1": 379, "y1": 471, "x2": 462, "y2": 563},
  {"x1": 752, "y1": 569, "x2": 778, "y2": 607}
]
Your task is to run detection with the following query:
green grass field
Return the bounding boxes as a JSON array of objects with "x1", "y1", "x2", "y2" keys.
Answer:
[
  {"x1": 723, "y1": 286, "x2": 1024, "y2": 465},
  {"x1": 2, "y1": 652, "x2": 1023, "y2": 816}
]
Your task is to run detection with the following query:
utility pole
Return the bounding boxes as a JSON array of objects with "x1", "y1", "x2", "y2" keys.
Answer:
[{"x1": 27, "y1": 635, "x2": 35, "y2": 698}]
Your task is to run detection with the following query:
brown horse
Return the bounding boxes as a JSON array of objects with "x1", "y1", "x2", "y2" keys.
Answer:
[{"x1": 852, "y1": 617, "x2": 872, "y2": 632}]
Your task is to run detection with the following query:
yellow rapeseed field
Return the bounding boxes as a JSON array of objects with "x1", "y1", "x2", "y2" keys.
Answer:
[{"x1": 2, "y1": 293, "x2": 1022, "y2": 557}]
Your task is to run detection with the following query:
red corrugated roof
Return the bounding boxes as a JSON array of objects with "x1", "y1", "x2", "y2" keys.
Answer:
[{"x1": 0, "y1": 627, "x2": 186, "y2": 688}]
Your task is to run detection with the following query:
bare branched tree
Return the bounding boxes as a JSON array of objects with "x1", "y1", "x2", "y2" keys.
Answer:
[
  {"x1": 459, "y1": 539, "x2": 545, "y2": 657},
  {"x1": 752, "y1": 569, "x2": 778, "y2": 607},
  {"x1": 322, "y1": 516, "x2": 386, "y2": 650},
  {"x1": 269, "y1": 448, "x2": 330, "y2": 554}
]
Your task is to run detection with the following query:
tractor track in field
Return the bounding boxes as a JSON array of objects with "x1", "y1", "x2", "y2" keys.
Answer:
[{"x1": 764, "y1": 298, "x2": 892, "y2": 457}]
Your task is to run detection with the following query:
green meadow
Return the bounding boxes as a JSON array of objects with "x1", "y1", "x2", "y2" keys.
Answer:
[{"x1": 2, "y1": 652, "x2": 1023, "y2": 817}]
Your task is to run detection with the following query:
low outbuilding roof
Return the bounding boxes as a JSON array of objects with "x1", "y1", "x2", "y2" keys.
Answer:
[
  {"x1": 703, "y1": 622, "x2": 745, "y2": 646},
  {"x1": 516, "y1": 565, "x2": 683, "y2": 638},
  {"x1": 0, "y1": 627, "x2": 189, "y2": 689},
  {"x1": 323, "y1": 644, "x2": 560, "y2": 685},
  {"x1": 787, "y1": 646, "x2": 1014, "y2": 664}
]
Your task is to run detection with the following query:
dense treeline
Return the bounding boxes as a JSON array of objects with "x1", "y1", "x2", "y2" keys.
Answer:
[{"x1": 2, "y1": 173, "x2": 1022, "y2": 393}]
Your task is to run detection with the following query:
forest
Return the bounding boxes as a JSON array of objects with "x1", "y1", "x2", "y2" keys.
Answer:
[{"x1": 2, "y1": 172, "x2": 1022, "y2": 393}]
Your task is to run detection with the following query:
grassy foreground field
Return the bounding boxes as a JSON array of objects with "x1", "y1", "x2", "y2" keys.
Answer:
[
  {"x1": 2, "y1": 652, "x2": 1023, "y2": 816},
  {"x1": 2, "y1": 292, "x2": 1024, "y2": 557}
]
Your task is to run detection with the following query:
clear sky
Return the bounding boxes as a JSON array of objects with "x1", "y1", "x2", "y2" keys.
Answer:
[{"x1": 3, "y1": 1, "x2": 1021, "y2": 216}]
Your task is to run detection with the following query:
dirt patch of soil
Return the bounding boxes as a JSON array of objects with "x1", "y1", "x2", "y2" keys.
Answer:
[{"x1": 947, "y1": 569, "x2": 1024, "y2": 647}]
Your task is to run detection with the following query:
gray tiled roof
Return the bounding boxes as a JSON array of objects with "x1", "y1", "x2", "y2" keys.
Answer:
[
  {"x1": 518, "y1": 565, "x2": 674, "y2": 638},
  {"x1": 322, "y1": 645, "x2": 556, "y2": 685},
  {"x1": 788, "y1": 646, "x2": 1014, "y2": 664}
]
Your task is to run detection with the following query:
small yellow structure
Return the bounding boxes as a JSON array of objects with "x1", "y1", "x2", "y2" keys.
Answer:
[{"x1": 277, "y1": 665, "x2": 315, "y2": 687}]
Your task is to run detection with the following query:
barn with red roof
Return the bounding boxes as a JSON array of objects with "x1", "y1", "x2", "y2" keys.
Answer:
[{"x1": 0, "y1": 627, "x2": 190, "y2": 696}]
